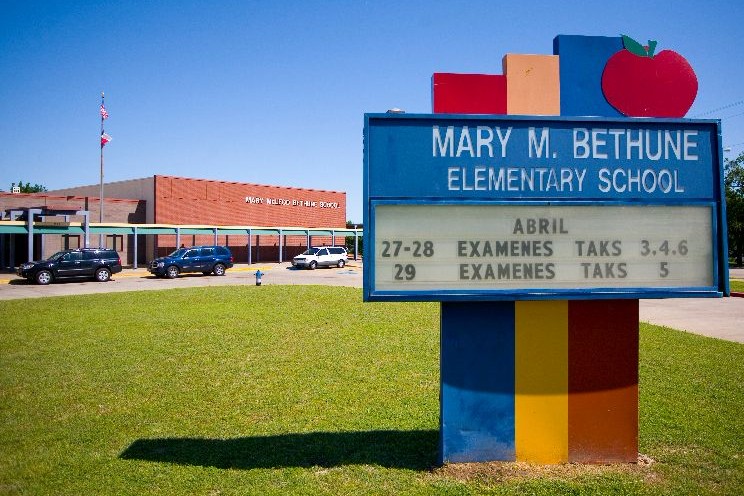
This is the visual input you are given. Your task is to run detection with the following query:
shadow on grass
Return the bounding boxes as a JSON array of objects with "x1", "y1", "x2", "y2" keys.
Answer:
[{"x1": 120, "y1": 430, "x2": 439, "y2": 470}]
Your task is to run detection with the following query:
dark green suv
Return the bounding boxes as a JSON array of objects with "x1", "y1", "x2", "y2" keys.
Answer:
[
  {"x1": 148, "y1": 246, "x2": 234, "y2": 278},
  {"x1": 17, "y1": 248, "x2": 122, "y2": 285}
]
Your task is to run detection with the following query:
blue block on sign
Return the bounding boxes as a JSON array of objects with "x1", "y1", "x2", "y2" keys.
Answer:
[
  {"x1": 553, "y1": 34, "x2": 623, "y2": 118},
  {"x1": 440, "y1": 302, "x2": 515, "y2": 463}
]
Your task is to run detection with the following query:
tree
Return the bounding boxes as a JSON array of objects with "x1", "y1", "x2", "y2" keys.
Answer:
[
  {"x1": 725, "y1": 151, "x2": 744, "y2": 267},
  {"x1": 345, "y1": 220, "x2": 363, "y2": 257},
  {"x1": 10, "y1": 181, "x2": 47, "y2": 193}
]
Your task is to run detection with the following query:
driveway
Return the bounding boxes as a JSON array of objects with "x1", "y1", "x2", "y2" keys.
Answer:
[{"x1": 639, "y1": 268, "x2": 744, "y2": 343}]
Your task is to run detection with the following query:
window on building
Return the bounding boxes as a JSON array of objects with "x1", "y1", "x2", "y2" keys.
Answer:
[
  {"x1": 106, "y1": 235, "x2": 123, "y2": 252},
  {"x1": 63, "y1": 235, "x2": 81, "y2": 250}
]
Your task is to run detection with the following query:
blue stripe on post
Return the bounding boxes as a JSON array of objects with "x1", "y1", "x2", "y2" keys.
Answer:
[{"x1": 440, "y1": 301, "x2": 516, "y2": 463}]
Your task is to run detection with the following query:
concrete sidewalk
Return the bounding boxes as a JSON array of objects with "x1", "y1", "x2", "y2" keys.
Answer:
[
  {"x1": 639, "y1": 297, "x2": 744, "y2": 343},
  {"x1": 639, "y1": 267, "x2": 744, "y2": 343}
]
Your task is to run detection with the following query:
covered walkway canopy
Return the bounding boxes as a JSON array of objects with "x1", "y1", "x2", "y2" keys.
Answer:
[{"x1": 0, "y1": 220, "x2": 362, "y2": 268}]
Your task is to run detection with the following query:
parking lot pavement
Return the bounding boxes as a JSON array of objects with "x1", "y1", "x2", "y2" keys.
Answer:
[
  {"x1": 730, "y1": 267, "x2": 744, "y2": 281},
  {"x1": 1, "y1": 263, "x2": 742, "y2": 344},
  {"x1": 0, "y1": 262, "x2": 363, "y2": 301}
]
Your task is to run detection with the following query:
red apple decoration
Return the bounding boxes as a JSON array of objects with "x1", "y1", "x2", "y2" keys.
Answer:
[{"x1": 601, "y1": 35, "x2": 698, "y2": 118}]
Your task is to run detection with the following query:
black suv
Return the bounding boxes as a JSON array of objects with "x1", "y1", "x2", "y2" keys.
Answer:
[
  {"x1": 148, "y1": 246, "x2": 234, "y2": 278},
  {"x1": 17, "y1": 248, "x2": 122, "y2": 285}
]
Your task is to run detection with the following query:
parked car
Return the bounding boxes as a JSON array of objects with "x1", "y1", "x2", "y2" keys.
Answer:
[
  {"x1": 17, "y1": 248, "x2": 122, "y2": 285},
  {"x1": 148, "y1": 246, "x2": 234, "y2": 278},
  {"x1": 292, "y1": 246, "x2": 348, "y2": 269}
]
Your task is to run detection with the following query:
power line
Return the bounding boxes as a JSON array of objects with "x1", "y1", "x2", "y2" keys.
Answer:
[
  {"x1": 692, "y1": 100, "x2": 744, "y2": 118},
  {"x1": 721, "y1": 110, "x2": 744, "y2": 121}
]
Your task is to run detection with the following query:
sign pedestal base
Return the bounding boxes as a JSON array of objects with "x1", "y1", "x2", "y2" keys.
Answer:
[{"x1": 440, "y1": 300, "x2": 638, "y2": 464}]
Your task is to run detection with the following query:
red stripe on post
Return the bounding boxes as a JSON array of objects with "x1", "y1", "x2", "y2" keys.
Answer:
[{"x1": 568, "y1": 299, "x2": 639, "y2": 463}]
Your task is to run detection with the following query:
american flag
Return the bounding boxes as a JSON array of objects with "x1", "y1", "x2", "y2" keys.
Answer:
[
  {"x1": 100, "y1": 104, "x2": 109, "y2": 120},
  {"x1": 101, "y1": 132, "x2": 111, "y2": 147}
]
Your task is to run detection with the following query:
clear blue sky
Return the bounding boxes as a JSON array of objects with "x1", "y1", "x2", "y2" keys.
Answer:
[{"x1": 2, "y1": 0, "x2": 743, "y2": 223}]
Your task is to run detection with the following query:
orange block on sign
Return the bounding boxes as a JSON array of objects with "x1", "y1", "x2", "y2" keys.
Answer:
[{"x1": 503, "y1": 54, "x2": 560, "y2": 116}]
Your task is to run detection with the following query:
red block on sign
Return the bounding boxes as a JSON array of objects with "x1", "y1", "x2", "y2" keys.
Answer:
[{"x1": 432, "y1": 73, "x2": 507, "y2": 114}]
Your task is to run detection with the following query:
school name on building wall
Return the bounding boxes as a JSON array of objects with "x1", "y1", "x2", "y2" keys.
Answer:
[{"x1": 245, "y1": 196, "x2": 340, "y2": 209}]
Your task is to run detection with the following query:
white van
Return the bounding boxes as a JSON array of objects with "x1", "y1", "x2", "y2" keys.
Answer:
[{"x1": 292, "y1": 246, "x2": 348, "y2": 269}]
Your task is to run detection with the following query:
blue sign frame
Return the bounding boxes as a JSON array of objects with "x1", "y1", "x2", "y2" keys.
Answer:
[{"x1": 363, "y1": 113, "x2": 729, "y2": 301}]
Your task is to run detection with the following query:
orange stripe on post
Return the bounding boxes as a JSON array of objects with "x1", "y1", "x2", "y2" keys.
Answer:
[
  {"x1": 515, "y1": 300, "x2": 568, "y2": 463},
  {"x1": 568, "y1": 300, "x2": 639, "y2": 463}
]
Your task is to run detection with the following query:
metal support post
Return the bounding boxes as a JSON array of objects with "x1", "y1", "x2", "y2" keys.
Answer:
[
  {"x1": 39, "y1": 215, "x2": 45, "y2": 257},
  {"x1": 278, "y1": 229, "x2": 283, "y2": 263},
  {"x1": 27, "y1": 208, "x2": 42, "y2": 263},
  {"x1": 247, "y1": 229, "x2": 252, "y2": 264},
  {"x1": 133, "y1": 226, "x2": 138, "y2": 269},
  {"x1": 76, "y1": 210, "x2": 90, "y2": 248},
  {"x1": 9, "y1": 210, "x2": 22, "y2": 268}
]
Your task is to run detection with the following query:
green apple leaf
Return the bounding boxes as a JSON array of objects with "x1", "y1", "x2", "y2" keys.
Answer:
[
  {"x1": 621, "y1": 34, "x2": 650, "y2": 57},
  {"x1": 646, "y1": 39, "x2": 658, "y2": 57}
]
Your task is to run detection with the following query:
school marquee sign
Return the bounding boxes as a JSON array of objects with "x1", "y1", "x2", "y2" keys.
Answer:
[{"x1": 363, "y1": 113, "x2": 728, "y2": 301}]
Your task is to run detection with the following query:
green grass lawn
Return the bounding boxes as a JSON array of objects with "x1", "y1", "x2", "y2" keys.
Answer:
[
  {"x1": 730, "y1": 279, "x2": 744, "y2": 292},
  {"x1": 1, "y1": 286, "x2": 742, "y2": 495}
]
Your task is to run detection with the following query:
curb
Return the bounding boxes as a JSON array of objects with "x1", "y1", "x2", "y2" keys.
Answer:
[{"x1": 0, "y1": 263, "x2": 362, "y2": 284}]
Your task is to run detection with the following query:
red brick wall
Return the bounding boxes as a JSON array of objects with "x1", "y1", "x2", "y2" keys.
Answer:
[
  {"x1": 0, "y1": 193, "x2": 145, "y2": 225},
  {"x1": 0, "y1": 192, "x2": 145, "y2": 264},
  {"x1": 154, "y1": 175, "x2": 346, "y2": 227},
  {"x1": 153, "y1": 176, "x2": 346, "y2": 260}
]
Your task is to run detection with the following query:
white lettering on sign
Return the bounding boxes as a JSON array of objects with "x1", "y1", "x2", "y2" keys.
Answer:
[
  {"x1": 429, "y1": 125, "x2": 701, "y2": 197},
  {"x1": 597, "y1": 168, "x2": 685, "y2": 193},
  {"x1": 245, "y1": 196, "x2": 264, "y2": 204},
  {"x1": 447, "y1": 167, "x2": 586, "y2": 192},
  {"x1": 528, "y1": 128, "x2": 550, "y2": 158},
  {"x1": 373, "y1": 204, "x2": 713, "y2": 292},
  {"x1": 433, "y1": 125, "x2": 512, "y2": 158},
  {"x1": 573, "y1": 128, "x2": 698, "y2": 160},
  {"x1": 433, "y1": 125, "x2": 700, "y2": 162}
]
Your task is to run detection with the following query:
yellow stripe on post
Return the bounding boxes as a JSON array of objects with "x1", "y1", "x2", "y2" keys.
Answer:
[{"x1": 515, "y1": 300, "x2": 568, "y2": 463}]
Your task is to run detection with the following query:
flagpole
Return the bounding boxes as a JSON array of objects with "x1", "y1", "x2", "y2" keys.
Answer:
[{"x1": 99, "y1": 92, "x2": 105, "y2": 248}]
